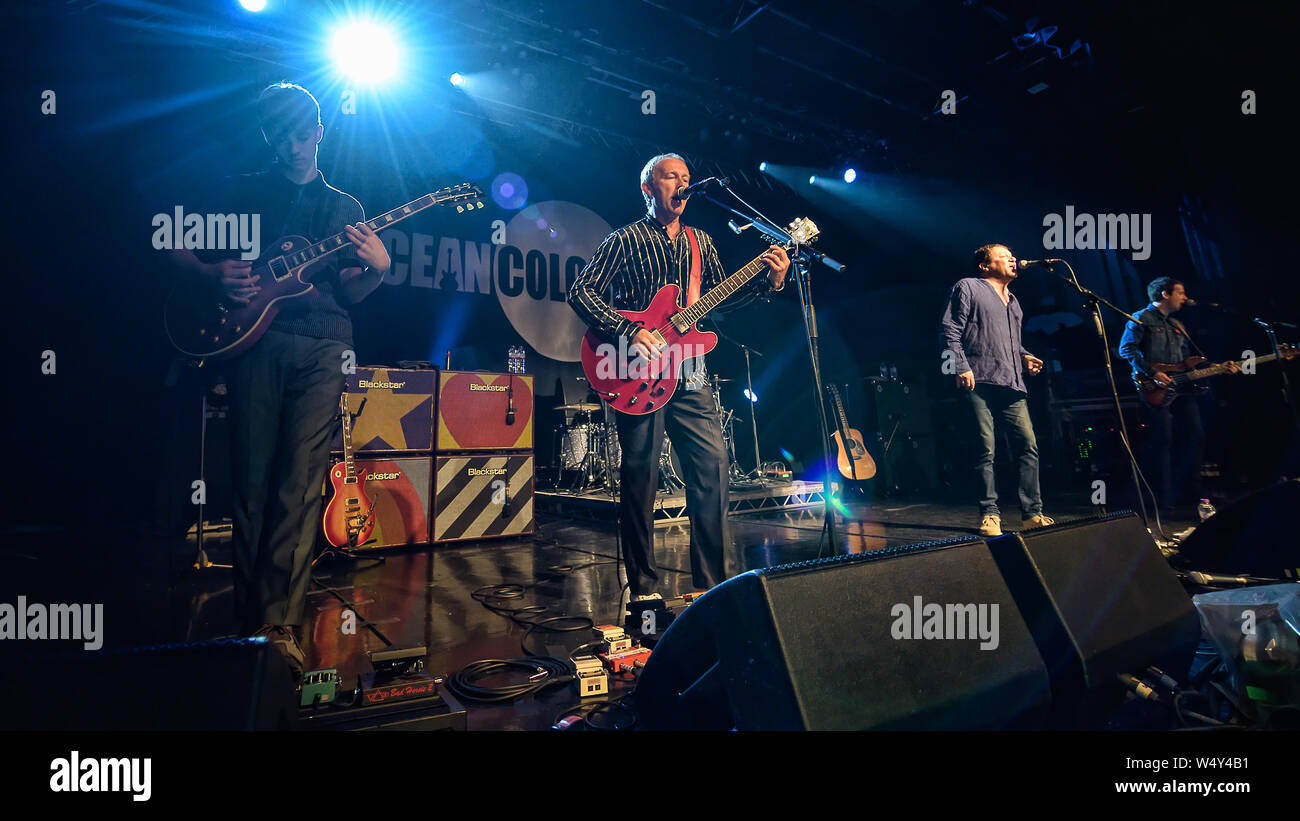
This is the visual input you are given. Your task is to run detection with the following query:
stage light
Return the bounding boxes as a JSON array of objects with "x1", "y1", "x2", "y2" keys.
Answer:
[
  {"x1": 809, "y1": 175, "x2": 817, "y2": 185},
  {"x1": 843, "y1": 168, "x2": 857, "y2": 184},
  {"x1": 744, "y1": 389, "x2": 758, "y2": 403},
  {"x1": 240, "y1": 0, "x2": 267, "y2": 11},
  {"x1": 449, "y1": 72, "x2": 465, "y2": 87},
  {"x1": 759, "y1": 162, "x2": 768, "y2": 172},
  {"x1": 330, "y1": 21, "x2": 400, "y2": 83}
]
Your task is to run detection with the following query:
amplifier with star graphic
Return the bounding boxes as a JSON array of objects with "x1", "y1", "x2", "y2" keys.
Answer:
[
  {"x1": 435, "y1": 371, "x2": 534, "y2": 452},
  {"x1": 330, "y1": 368, "x2": 438, "y2": 454},
  {"x1": 433, "y1": 454, "x2": 535, "y2": 543}
]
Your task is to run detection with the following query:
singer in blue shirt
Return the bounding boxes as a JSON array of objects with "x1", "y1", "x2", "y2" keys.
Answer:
[{"x1": 940, "y1": 244, "x2": 1052, "y2": 537}]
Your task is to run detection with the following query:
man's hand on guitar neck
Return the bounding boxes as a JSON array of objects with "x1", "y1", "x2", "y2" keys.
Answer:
[
  {"x1": 1152, "y1": 371, "x2": 1173, "y2": 387},
  {"x1": 763, "y1": 245, "x2": 791, "y2": 290}
]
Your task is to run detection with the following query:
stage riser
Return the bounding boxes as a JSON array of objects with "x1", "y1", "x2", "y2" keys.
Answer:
[{"x1": 536, "y1": 482, "x2": 824, "y2": 526}]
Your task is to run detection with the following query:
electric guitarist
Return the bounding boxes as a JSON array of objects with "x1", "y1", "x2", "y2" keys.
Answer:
[
  {"x1": 166, "y1": 83, "x2": 391, "y2": 679},
  {"x1": 1119, "y1": 277, "x2": 1238, "y2": 515},
  {"x1": 567, "y1": 153, "x2": 789, "y2": 600}
]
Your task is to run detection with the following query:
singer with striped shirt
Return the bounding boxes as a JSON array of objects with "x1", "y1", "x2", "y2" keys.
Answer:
[{"x1": 567, "y1": 153, "x2": 790, "y2": 599}]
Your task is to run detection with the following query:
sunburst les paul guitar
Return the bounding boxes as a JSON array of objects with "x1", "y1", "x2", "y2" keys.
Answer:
[
  {"x1": 321, "y1": 392, "x2": 376, "y2": 549},
  {"x1": 1134, "y1": 344, "x2": 1298, "y2": 407},
  {"x1": 164, "y1": 183, "x2": 484, "y2": 360},
  {"x1": 580, "y1": 217, "x2": 820, "y2": 415}
]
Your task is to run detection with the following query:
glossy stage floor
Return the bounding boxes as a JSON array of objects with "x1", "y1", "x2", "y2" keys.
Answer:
[{"x1": 166, "y1": 494, "x2": 1192, "y2": 730}]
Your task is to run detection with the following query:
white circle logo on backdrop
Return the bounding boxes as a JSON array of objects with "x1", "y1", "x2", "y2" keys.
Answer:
[{"x1": 497, "y1": 200, "x2": 611, "y2": 362}]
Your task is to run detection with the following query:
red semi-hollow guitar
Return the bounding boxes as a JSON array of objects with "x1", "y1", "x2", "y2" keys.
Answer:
[{"x1": 580, "y1": 218, "x2": 819, "y2": 415}]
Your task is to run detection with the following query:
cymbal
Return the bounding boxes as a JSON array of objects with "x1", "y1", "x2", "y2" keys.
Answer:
[{"x1": 555, "y1": 402, "x2": 602, "y2": 412}]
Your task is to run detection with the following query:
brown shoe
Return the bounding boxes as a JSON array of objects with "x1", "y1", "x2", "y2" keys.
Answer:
[
  {"x1": 1022, "y1": 514, "x2": 1055, "y2": 530},
  {"x1": 979, "y1": 514, "x2": 1002, "y2": 537}
]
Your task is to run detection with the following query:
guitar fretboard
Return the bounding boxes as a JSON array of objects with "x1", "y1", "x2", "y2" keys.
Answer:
[
  {"x1": 282, "y1": 186, "x2": 479, "y2": 272},
  {"x1": 663, "y1": 253, "x2": 770, "y2": 332},
  {"x1": 1186, "y1": 353, "x2": 1281, "y2": 381}
]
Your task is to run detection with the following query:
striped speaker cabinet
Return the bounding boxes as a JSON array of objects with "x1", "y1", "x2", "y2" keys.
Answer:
[
  {"x1": 436, "y1": 370, "x2": 534, "y2": 451},
  {"x1": 433, "y1": 453, "x2": 535, "y2": 543},
  {"x1": 328, "y1": 456, "x2": 432, "y2": 549},
  {"x1": 330, "y1": 368, "x2": 438, "y2": 454}
]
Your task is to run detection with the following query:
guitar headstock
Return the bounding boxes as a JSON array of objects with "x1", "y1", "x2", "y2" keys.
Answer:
[
  {"x1": 787, "y1": 217, "x2": 819, "y2": 245},
  {"x1": 431, "y1": 183, "x2": 486, "y2": 213}
]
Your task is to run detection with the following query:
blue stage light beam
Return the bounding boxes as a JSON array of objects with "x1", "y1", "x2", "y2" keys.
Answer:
[
  {"x1": 240, "y1": 0, "x2": 267, "y2": 11},
  {"x1": 449, "y1": 72, "x2": 465, "y2": 87},
  {"x1": 330, "y1": 21, "x2": 400, "y2": 84},
  {"x1": 843, "y1": 168, "x2": 857, "y2": 184}
]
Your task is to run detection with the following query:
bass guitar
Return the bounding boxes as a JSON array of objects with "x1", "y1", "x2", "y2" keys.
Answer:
[
  {"x1": 580, "y1": 217, "x2": 819, "y2": 415},
  {"x1": 165, "y1": 183, "x2": 484, "y2": 360},
  {"x1": 1135, "y1": 344, "x2": 1297, "y2": 407}
]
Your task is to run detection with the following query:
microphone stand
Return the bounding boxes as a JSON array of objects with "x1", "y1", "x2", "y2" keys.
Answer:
[
  {"x1": 708, "y1": 325, "x2": 766, "y2": 482},
  {"x1": 698, "y1": 185, "x2": 845, "y2": 555},
  {"x1": 1251, "y1": 317, "x2": 1300, "y2": 439},
  {"x1": 1042, "y1": 262, "x2": 1158, "y2": 533}
]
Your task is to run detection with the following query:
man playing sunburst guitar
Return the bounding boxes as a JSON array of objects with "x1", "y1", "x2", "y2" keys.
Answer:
[
  {"x1": 167, "y1": 83, "x2": 390, "y2": 678},
  {"x1": 1119, "y1": 277, "x2": 1237, "y2": 516},
  {"x1": 567, "y1": 153, "x2": 789, "y2": 599}
]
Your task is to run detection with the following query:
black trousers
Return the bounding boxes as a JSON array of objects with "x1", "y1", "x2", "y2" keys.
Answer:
[
  {"x1": 1139, "y1": 394, "x2": 1204, "y2": 512},
  {"x1": 226, "y1": 330, "x2": 348, "y2": 634},
  {"x1": 614, "y1": 378, "x2": 733, "y2": 595}
]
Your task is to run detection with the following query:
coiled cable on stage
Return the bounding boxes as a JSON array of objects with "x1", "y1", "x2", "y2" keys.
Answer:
[{"x1": 445, "y1": 656, "x2": 574, "y2": 703}]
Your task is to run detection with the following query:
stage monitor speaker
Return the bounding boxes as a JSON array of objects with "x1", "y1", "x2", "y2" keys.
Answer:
[
  {"x1": 324, "y1": 456, "x2": 432, "y2": 549},
  {"x1": 0, "y1": 637, "x2": 296, "y2": 730},
  {"x1": 331, "y1": 367, "x2": 437, "y2": 454},
  {"x1": 1175, "y1": 480, "x2": 1300, "y2": 577},
  {"x1": 986, "y1": 511, "x2": 1202, "y2": 728},
  {"x1": 433, "y1": 454, "x2": 535, "y2": 543},
  {"x1": 437, "y1": 370, "x2": 534, "y2": 451},
  {"x1": 634, "y1": 538, "x2": 1052, "y2": 730}
]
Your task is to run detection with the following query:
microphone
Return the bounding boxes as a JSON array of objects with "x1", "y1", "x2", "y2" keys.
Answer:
[
  {"x1": 1016, "y1": 259, "x2": 1059, "y2": 270},
  {"x1": 674, "y1": 176, "x2": 730, "y2": 200},
  {"x1": 727, "y1": 219, "x2": 751, "y2": 234},
  {"x1": 505, "y1": 375, "x2": 516, "y2": 426}
]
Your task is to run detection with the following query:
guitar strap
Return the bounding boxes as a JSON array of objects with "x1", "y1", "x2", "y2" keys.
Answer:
[{"x1": 684, "y1": 226, "x2": 702, "y2": 307}]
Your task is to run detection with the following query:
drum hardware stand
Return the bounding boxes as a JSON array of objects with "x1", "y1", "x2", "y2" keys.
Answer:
[
  {"x1": 711, "y1": 326, "x2": 767, "y2": 485},
  {"x1": 186, "y1": 357, "x2": 230, "y2": 573}
]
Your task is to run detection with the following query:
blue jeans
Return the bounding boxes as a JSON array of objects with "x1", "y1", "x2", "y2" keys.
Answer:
[{"x1": 966, "y1": 384, "x2": 1042, "y2": 519}]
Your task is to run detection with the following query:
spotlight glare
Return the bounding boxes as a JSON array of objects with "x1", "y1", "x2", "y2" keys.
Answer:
[
  {"x1": 240, "y1": 0, "x2": 267, "y2": 10},
  {"x1": 744, "y1": 389, "x2": 758, "y2": 403},
  {"x1": 843, "y1": 168, "x2": 857, "y2": 183},
  {"x1": 330, "y1": 21, "x2": 400, "y2": 83},
  {"x1": 759, "y1": 161, "x2": 768, "y2": 172},
  {"x1": 809, "y1": 175, "x2": 817, "y2": 185},
  {"x1": 449, "y1": 72, "x2": 465, "y2": 87}
]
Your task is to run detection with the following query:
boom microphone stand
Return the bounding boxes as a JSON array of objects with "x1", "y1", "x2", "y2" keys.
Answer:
[
  {"x1": 698, "y1": 184, "x2": 846, "y2": 555},
  {"x1": 1041, "y1": 260, "x2": 1157, "y2": 533}
]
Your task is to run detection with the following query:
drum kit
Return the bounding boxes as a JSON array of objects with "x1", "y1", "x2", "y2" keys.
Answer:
[{"x1": 552, "y1": 374, "x2": 747, "y2": 492}]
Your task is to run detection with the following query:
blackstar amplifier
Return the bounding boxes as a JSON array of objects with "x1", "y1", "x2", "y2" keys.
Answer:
[
  {"x1": 331, "y1": 368, "x2": 437, "y2": 454},
  {"x1": 433, "y1": 454, "x2": 535, "y2": 543},
  {"x1": 323, "y1": 456, "x2": 432, "y2": 549},
  {"x1": 436, "y1": 370, "x2": 534, "y2": 451}
]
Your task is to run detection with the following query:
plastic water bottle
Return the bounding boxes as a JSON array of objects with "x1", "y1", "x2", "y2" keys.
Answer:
[
  {"x1": 1197, "y1": 499, "x2": 1216, "y2": 522},
  {"x1": 880, "y1": 362, "x2": 888, "y2": 379},
  {"x1": 507, "y1": 346, "x2": 526, "y2": 374},
  {"x1": 889, "y1": 364, "x2": 899, "y2": 382}
]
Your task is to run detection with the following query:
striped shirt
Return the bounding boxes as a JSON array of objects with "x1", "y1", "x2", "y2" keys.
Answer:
[{"x1": 568, "y1": 215, "x2": 772, "y2": 340}]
